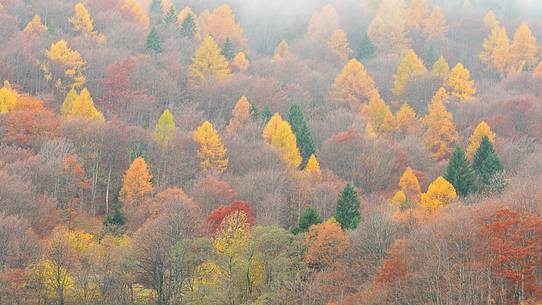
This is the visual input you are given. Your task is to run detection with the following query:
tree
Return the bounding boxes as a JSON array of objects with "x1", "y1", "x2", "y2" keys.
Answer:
[
  {"x1": 41, "y1": 40, "x2": 86, "y2": 91},
  {"x1": 145, "y1": 26, "x2": 163, "y2": 54},
  {"x1": 399, "y1": 166, "x2": 421, "y2": 200},
  {"x1": 0, "y1": 80, "x2": 18, "y2": 113},
  {"x1": 231, "y1": 52, "x2": 249, "y2": 72},
  {"x1": 406, "y1": 0, "x2": 429, "y2": 30},
  {"x1": 356, "y1": 33, "x2": 375, "y2": 61},
  {"x1": 273, "y1": 40, "x2": 289, "y2": 61},
  {"x1": 335, "y1": 183, "x2": 361, "y2": 230},
  {"x1": 293, "y1": 206, "x2": 322, "y2": 234},
  {"x1": 423, "y1": 88, "x2": 461, "y2": 160},
  {"x1": 395, "y1": 102, "x2": 420, "y2": 135},
  {"x1": 422, "y1": 7, "x2": 448, "y2": 42},
  {"x1": 62, "y1": 88, "x2": 105, "y2": 123},
  {"x1": 287, "y1": 104, "x2": 316, "y2": 166},
  {"x1": 329, "y1": 59, "x2": 378, "y2": 111},
  {"x1": 204, "y1": 201, "x2": 255, "y2": 235},
  {"x1": 221, "y1": 38, "x2": 235, "y2": 61},
  {"x1": 60, "y1": 88, "x2": 78, "y2": 116},
  {"x1": 447, "y1": 63, "x2": 475, "y2": 101},
  {"x1": 70, "y1": 3, "x2": 94, "y2": 34},
  {"x1": 444, "y1": 147, "x2": 477, "y2": 196},
  {"x1": 189, "y1": 36, "x2": 231, "y2": 86},
  {"x1": 119, "y1": 156, "x2": 152, "y2": 209},
  {"x1": 193, "y1": 121, "x2": 228, "y2": 173},
  {"x1": 204, "y1": 4, "x2": 247, "y2": 48},
  {"x1": 431, "y1": 56, "x2": 450, "y2": 79},
  {"x1": 153, "y1": 109, "x2": 176, "y2": 149},
  {"x1": 393, "y1": 49, "x2": 427, "y2": 96},
  {"x1": 473, "y1": 136, "x2": 503, "y2": 185},
  {"x1": 179, "y1": 12, "x2": 196, "y2": 39},
  {"x1": 23, "y1": 15, "x2": 47, "y2": 35},
  {"x1": 509, "y1": 22, "x2": 538, "y2": 70},
  {"x1": 480, "y1": 26, "x2": 510, "y2": 75},
  {"x1": 364, "y1": 93, "x2": 393, "y2": 133},
  {"x1": 225, "y1": 96, "x2": 252, "y2": 136},
  {"x1": 328, "y1": 29, "x2": 352, "y2": 62},
  {"x1": 262, "y1": 112, "x2": 283, "y2": 143},
  {"x1": 304, "y1": 219, "x2": 350, "y2": 270},
  {"x1": 420, "y1": 176, "x2": 456, "y2": 209},
  {"x1": 303, "y1": 154, "x2": 321, "y2": 177},
  {"x1": 391, "y1": 190, "x2": 407, "y2": 206},
  {"x1": 367, "y1": 0, "x2": 410, "y2": 56},
  {"x1": 163, "y1": 5, "x2": 177, "y2": 25},
  {"x1": 466, "y1": 121, "x2": 496, "y2": 159},
  {"x1": 121, "y1": 0, "x2": 149, "y2": 29},
  {"x1": 270, "y1": 120, "x2": 303, "y2": 169},
  {"x1": 306, "y1": 4, "x2": 340, "y2": 43},
  {"x1": 483, "y1": 10, "x2": 499, "y2": 28}
]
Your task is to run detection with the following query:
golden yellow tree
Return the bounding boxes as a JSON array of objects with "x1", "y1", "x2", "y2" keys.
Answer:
[
  {"x1": 509, "y1": 22, "x2": 539, "y2": 70},
  {"x1": 70, "y1": 3, "x2": 105, "y2": 45},
  {"x1": 153, "y1": 109, "x2": 176, "y2": 149},
  {"x1": 189, "y1": 36, "x2": 231, "y2": 86},
  {"x1": 0, "y1": 80, "x2": 18, "y2": 113},
  {"x1": 121, "y1": 0, "x2": 149, "y2": 29},
  {"x1": 119, "y1": 157, "x2": 153, "y2": 207},
  {"x1": 431, "y1": 55, "x2": 450, "y2": 79},
  {"x1": 41, "y1": 40, "x2": 87, "y2": 91},
  {"x1": 204, "y1": 4, "x2": 247, "y2": 48},
  {"x1": 406, "y1": 0, "x2": 429, "y2": 30},
  {"x1": 60, "y1": 88, "x2": 78, "y2": 116},
  {"x1": 363, "y1": 93, "x2": 393, "y2": 133},
  {"x1": 422, "y1": 7, "x2": 448, "y2": 42},
  {"x1": 329, "y1": 59, "x2": 378, "y2": 111},
  {"x1": 273, "y1": 40, "x2": 289, "y2": 62},
  {"x1": 225, "y1": 96, "x2": 251, "y2": 136},
  {"x1": 447, "y1": 63, "x2": 475, "y2": 101},
  {"x1": 391, "y1": 190, "x2": 407, "y2": 206},
  {"x1": 395, "y1": 102, "x2": 420, "y2": 135},
  {"x1": 306, "y1": 4, "x2": 340, "y2": 43},
  {"x1": 466, "y1": 121, "x2": 496, "y2": 159},
  {"x1": 231, "y1": 52, "x2": 250, "y2": 72},
  {"x1": 399, "y1": 166, "x2": 421, "y2": 200},
  {"x1": 270, "y1": 121, "x2": 302, "y2": 169},
  {"x1": 262, "y1": 113, "x2": 283, "y2": 142},
  {"x1": 23, "y1": 15, "x2": 47, "y2": 35},
  {"x1": 423, "y1": 88, "x2": 461, "y2": 160},
  {"x1": 303, "y1": 154, "x2": 321, "y2": 177},
  {"x1": 328, "y1": 29, "x2": 352, "y2": 62},
  {"x1": 367, "y1": 0, "x2": 410, "y2": 56},
  {"x1": 483, "y1": 10, "x2": 499, "y2": 28},
  {"x1": 420, "y1": 176, "x2": 457, "y2": 209},
  {"x1": 62, "y1": 88, "x2": 105, "y2": 123},
  {"x1": 480, "y1": 26, "x2": 510, "y2": 75},
  {"x1": 393, "y1": 49, "x2": 427, "y2": 96},
  {"x1": 193, "y1": 121, "x2": 228, "y2": 173}
]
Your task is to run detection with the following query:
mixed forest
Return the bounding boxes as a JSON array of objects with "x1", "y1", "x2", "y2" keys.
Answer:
[{"x1": 0, "y1": 0, "x2": 541, "y2": 304}]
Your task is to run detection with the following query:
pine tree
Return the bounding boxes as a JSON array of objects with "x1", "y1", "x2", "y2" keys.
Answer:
[
  {"x1": 189, "y1": 36, "x2": 231, "y2": 86},
  {"x1": 399, "y1": 166, "x2": 421, "y2": 200},
  {"x1": 149, "y1": 0, "x2": 163, "y2": 24},
  {"x1": 466, "y1": 121, "x2": 495, "y2": 159},
  {"x1": 153, "y1": 109, "x2": 176, "y2": 149},
  {"x1": 444, "y1": 147, "x2": 477, "y2": 196},
  {"x1": 425, "y1": 46, "x2": 436, "y2": 67},
  {"x1": 356, "y1": 33, "x2": 375, "y2": 61},
  {"x1": 225, "y1": 96, "x2": 252, "y2": 136},
  {"x1": 479, "y1": 150, "x2": 503, "y2": 185},
  {"x1": 293, "y1": 206, "x2": 322, "y2": 234},
  {"x1": 287, "y1": 104, "x2": 315, "y2": 166},
  {"x1": 393, "y1": 49, "x2": 427, "y2": 96},
  {"x1": 163, "y1": 5, "x2": 177, "y2": 25},
  {"x1": 222, "y1": 38, "x2": 235, "y2": 61},
  {"x1": 329, "y1": 59, "x2": 378, "y2": 111},
  {"x1": 510, "y1": 22, "x2": 538, "y2": 70},
  {"x1": 180, "y1": 13, "x2": 196, "y2": 39},
  {"x1": 447, "y1": 63, "x2": 475, "y2": 101},
  {"x1": 336, "y1": 183, "x2": 361, "y2": 230},
  {"x1": 249, "y1": 102, "x2": 260, "y2": 120},
  {"x1": 431, "y1": 56, "x2": 450, "y2": 79},
  {"x1": 105, "y1": 203, "x2": 126, "y2": 226},
  {"x1": 261, "y1": 106, "x2": 272, "y2": 123},
  {"x1": 395, "y1": 102, "x2": 421, "y2": 135},
  {"x1": 145, "y1": 27, "x2": 163, "y2": 54},
  {"x1": 193, "y1": 121, "x2": 228, "y2": 173}
]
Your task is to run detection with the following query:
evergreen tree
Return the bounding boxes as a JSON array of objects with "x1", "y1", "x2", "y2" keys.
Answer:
[
  {"x1": 473, "y1": 135, "x2": 495, "y2": 174},
  {"x1": 261, "y1": 106, "x2": 272, "y2": 123},
  {"x1": 149, "y1": 0, "x2": 163, "y2": 24},
  {"x1": 293, "y1": 206, "x2": 322, "y2": 234},
  {"x1": 146, "y1": 27, "x2": 163, "y2": 54},
  {"x1": 426, "y1": 46, "x2": 436, "y2": 66},
  {"x1": 105, "y1": 203, "x2": 126, "y2": 226},
  {"x1": 444, "y1": 146, "x2": 477, "y2": 196},
  {"x1": 222, "y1": 38, "x2": 235, "y2": 61},
  {"x1": 287, "y1": 104, "x2": 316, "y2": 167},
  {"x1": 336, "y1": 183, "x2": 361, "y2": 230},
  {"x1": 163, "y1": 5, "x2": 177, "y2": 25},
  {"x1": 249, "y1": 102, "x2": 260, "y2": 120},
  {"x1": 356, "y1": 33, "x2": 375, "y2": 61},
  {"x1": 180, "y1": 13, "x2": 196, "y2": 39},
  {"x1": 479, "y1": 152, "x2": 503, "y2": 185}
]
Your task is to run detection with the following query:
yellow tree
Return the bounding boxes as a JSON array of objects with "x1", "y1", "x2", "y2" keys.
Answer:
[
  {"x1": 328, "y1": 29, "x2": 352, "y2": 62},
  {"x1": 153, "y1": 109, "x2": 176, "y2": 149},
  {"x1": 509, "y1": 22, "x2": 539, "y2": 70},
  {"x1": 393, "y1": 49, "x2": 427, "y2": 96},
  {"x1": 391, "y1": 190, "x2": 407, "y2": 206},
  {"x1": 447, "y1": 63, "x2": 475, "y2": 101},
  {"x1": 480, "y1": 26, "x2": 510, "y2": 75},
  {"x1": 231, "y1": 52, "x2": 250, "y2": 72},
  {"x1": 70, "y1": 3, "x2": 94, "y2": 34},
  {"x1": 23, "y1": 15, "x2": 47, "y2": 35},
  {"x1": 329, "y1": 59, "x2": 378, "y2": 111},
  {"x1": 119, "y1": 156, "x2": 153, "y2": 207},
  {"x1": 0, "y1": 80, "x2": 18, "y2": 113},
  {"x1": 41, "y1": 40, "x2": 86, "y2": 91},
  {"x1": 363, "y1": 93, "x2": 393, "y2": 133},
  {"x1": 367, "y1": 0, "x2": 410, "y2": 57},
  {"x1": 262, "y1": 113, "x2": 283, "y2": 142},
  {"x1": 225, "y1": 96, "x2": 252, "y2": 136},
  {"x1": 420, "y1": 176, "x2": 457, "y2": 209},
  {"x1": 270, "y1": 120, "x2": 302, "y2": 169},
  {"x1": 306, "y1": 4, "x2": 340, "y2": 43},
  {"x1": 193, "y1": 121, "x2": 228, "y2": 173},
  {"x1": 303, "y1": 154, "x2": 321, "y2": 177},
  {"x1": 483, "y1": 10, "x2": 499, "y2": 28},
  {"x1": 399, "y1": 166, "x2": 421, "y2": 200},
  {"x1": 422, "y1": 7, "x2": 448, "y2": 42},
  {"x1": 406, "y1": 0, "x2": 429, "y2": 30},
  {"x1": 423, "y1": 88, "x2": 461, "y2": 160},
  {"x1": 62, "y1": 88, "x2": 105, "y2": 122},
  {"x1": 466, "y1": 121, "x2": 496, "y2": 159},
  {"x1": 304, "y1": 218, "x2": 350, "y2": 270},
  {"x1": 395, "y1": 102, "x2": 420, "y2": 135},
  {"x1": 121, "y1": 0, "x2": 149, "y2": 29},
  {"x1": 431, "y1": 55, "x2": 450, "y2": 79},
  {"x1": 60, "y1": 88, "x2": 78, "y2": 116},
  {"x1": 189, "y1": 36, "x2": 231, "y2": 86},
  {"x1": 204, "y1": 4, "x2": 247, "y2": 48},
  {"x1": 273, "y1": 40, "x2": 289, "y2": 62},
  {"x1": 177, "y1": 6, "x2": 196, "y2": 31}
]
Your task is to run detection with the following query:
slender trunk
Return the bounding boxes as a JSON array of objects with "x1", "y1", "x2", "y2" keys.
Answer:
[{"x1": 105, "y1": 166, "x2": 112, "y2": 215}]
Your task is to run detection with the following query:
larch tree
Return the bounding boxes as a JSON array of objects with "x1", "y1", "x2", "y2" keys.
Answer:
[
  {"x1": 336, "y1": 183, "x2": 361, "y2": 230},
  {"x1": 204, "y1": 4, "x2": 247, "y2": 49},
  {"x1": 60, "y1": 88, "x2": 78, "y2": 116},
  {"x1": 270, "y1": 120, "x2": 303, "y2": 169},
  {"x1": 121, "y1": 0, "x2": 149, "y2": 29},
  {"x1": 431, "y1": 56, "x2": 450, "y2": 79},
  {"x1": 231, "y1": 52, "x2": 250, "y2": 72},
  {"x1": 306, "y1": 4, "x2": 340, "y2": 43},
  {"x1": 328, "y1": 29, "x2": 352, "y2": 62},
  {"x1": 273, "y1": 40, "x2": 289, "y2": 61},
  {"x1": 420, "y1": 176, "x2": 457, "y2": 209},
  {"x1": 119, "y1": 156, "x2": 153, "y2": 207},
  {"x1": 480, "y1": 26, "x2": 510, "y2": 75},
  {"x1": 0, "y1": 80, "x2": 18, "y2": 113},
  {"x1": 225, "y1": 96, "x2": 252, "y2": 136},
  {"x1": 262, "y1": 113, "x2": 283, "y2": 143},
  {"x1": 483, "y1": 10, "x2": 500, "y2": 28},
  {"x1": 153, "y1": 109, "x2": 176, "y2": 149},
  {"x1": 391, "y1": 190, "x2": 407, "y2": 206},
  {"x1": 303, "y1": 154, "x2": 321, "y2": 177},
  {"x1": 193, "y1": 121, "x2": 228, "y2": 174},
  {"x1": 406, "y1": 0, "x2": 429, "y2": 31},
  {"x1": 509, "y1": 22, "x2": 539, "y2": 70},
  {"x1": 466, "y1": 121, "x2": 496, "y2": 159},
  {"x1": 145, "y1": 27, "x2": 163, "y2": 54},
  {"x1": 395, "y1": 102, "x2": 421, "y2": 136},
  {"x1": 399, "y1": 166, "x2": 421, "y2": 201},
  {"x1": 62, "y1": 88, "x2": 105, "y2": 123},
  {"x1": 70, "y1": 3, "x2": 94, "y2": 35},
  {"x1": 393, "y1": 49, "x2": 427, "y2": 96},
  {"x1": 423, "y1": 88, "x2": 461, "y2": 160},
  {"x1": 447, "y1": 63, "x2": 475, "y2": 101},
  {"x1": 367, "y1": 0, "x2": 410, "y2": 57},
  {"x1": 422, "y1": 7, "x2": 448, "y2": 42},
  {"x1": 329, "y1": 59, "x2": 378, "y2": 111},
  {"x1": 41, "y1": 40, "x2": 86, "y2": 91},
  {"x1": 189, "y1": 36, "x2": 231, "y2": 86},
  {"x1": 364, "y1": 93, "x2": 393, "y2": 133},
  {"x1": 23, "y1": 15, "x2": 47, "y2": 35},
  {"x1": 287, "y1": 104, "x2": 316, "y2": 166},
  {"x1": 444, "y1": 146, "x2": 477, "y2": 196}
]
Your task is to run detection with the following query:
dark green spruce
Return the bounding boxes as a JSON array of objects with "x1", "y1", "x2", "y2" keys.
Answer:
[
  {"x1": 287, "y1": 104, "x2": 316, "y2": 168},
  {"x1": 293, "y1": 206, "x2": 322, "y2": 234},
  {"x1": 146, "y1": 27, "x2": 163, "y2": 54},
  {"x1": 444, "y1": 146, "x2": 477, "y2": 196},
  {"x1": 336, "y1": 183, "x2": 361, "y2": 230},
  {"x1": 356, "y1": 33, "x2": 375, "y2": 61}
]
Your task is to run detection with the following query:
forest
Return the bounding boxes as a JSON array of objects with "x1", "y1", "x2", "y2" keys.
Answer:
[{"x1": 0, "y1": 0, "x2": 541, "y2": 304}]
